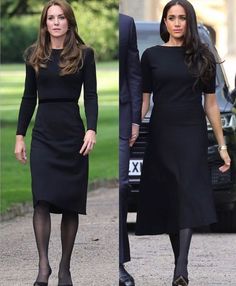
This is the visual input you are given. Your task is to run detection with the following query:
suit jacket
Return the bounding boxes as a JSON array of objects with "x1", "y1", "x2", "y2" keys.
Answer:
[{"x1": 119, "y1": 13, "x2": 142, "y2": 139}]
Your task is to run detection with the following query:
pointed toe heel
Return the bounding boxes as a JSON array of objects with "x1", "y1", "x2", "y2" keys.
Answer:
[{"x1": 173, "y1": 275, "x2": 189, "y2": 286}]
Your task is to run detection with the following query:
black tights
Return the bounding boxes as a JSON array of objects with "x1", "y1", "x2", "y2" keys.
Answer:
[
  {"x1": 33, "y1": 201, "x2": 79, "y2": 284},
  {"x1": 169, "y1": 228, "x2": 193, "y2": 279}
]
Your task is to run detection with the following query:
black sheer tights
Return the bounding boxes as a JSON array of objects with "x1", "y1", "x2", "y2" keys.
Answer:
[
  {"x1": 33, "y1": 201, "x2": 51, "y2": 283},
  {"x1": 33, "y1": 201, "x2": 79, "y2": 285},
  {"x1": 169, "y1": 228, "x2": 193, "y2": 280},
  {"x1": 58, "y1": 211, "x2": 79, "y2": 285}
]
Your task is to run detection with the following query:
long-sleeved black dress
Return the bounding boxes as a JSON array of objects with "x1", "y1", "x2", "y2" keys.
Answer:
[
  {"x1": 16, "y1": 47, "x2": 98, "y2": 214},
  {"x1": 136, "y1": 46, "x2": 217, "y2": 235}
]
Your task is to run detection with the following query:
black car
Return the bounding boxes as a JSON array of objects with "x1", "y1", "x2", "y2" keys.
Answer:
[{"x1": 128, "y1": 22, "x2": 236, "y2": 232}]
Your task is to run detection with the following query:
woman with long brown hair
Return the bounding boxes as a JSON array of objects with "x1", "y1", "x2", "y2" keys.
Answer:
[
  {"x1": 14, "y1": 1, "x2": 98, "y2": 285},
  {"x1": 135, "y1": 0, "x2": 230, "y2": 285}
]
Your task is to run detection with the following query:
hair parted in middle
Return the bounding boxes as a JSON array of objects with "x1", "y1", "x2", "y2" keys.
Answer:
[
  {"x1": 26, "y1": 0, "x2": 87, "y2": 76},
  {"x1": 160, "y1": 0, "x2": 216, "y2": 88}
]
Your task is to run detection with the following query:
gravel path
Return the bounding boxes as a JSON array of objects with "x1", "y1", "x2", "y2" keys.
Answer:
[
  {"x1": 1, "y1": 189, "x2": 236, "y2": 286},
  {"x1": 0, "y1": 188, "x2": 118, "y2": 286}
]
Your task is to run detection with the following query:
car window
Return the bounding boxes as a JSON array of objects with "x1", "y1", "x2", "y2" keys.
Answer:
[{"x1": 136, "y1": 31, "x2": 163, "y2": 56}]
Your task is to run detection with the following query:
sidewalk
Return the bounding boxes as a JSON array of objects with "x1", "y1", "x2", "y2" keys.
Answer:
[
  {"x1": 126, "y1": 213, "x2": 236, "y2": 286},
  {"x1": 0, "y1": 188, "x2": 118, "y2": 286}
]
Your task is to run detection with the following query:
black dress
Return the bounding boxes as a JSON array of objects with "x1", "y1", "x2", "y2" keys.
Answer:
[
  {"x1": 136, "y1": 46, "x2": 217, "y2": 235},
  {"x1": 16, "y1": 48, "x2": 98, "y2": 214}
]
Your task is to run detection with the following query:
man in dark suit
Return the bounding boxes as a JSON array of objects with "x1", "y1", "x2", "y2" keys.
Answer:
[{"x1": 119, "y1": 13, "x2": 142, "y2": 286}]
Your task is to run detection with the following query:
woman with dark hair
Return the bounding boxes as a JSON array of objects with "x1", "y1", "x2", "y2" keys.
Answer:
[
  {"x1": 14, "y1": 0, "x2": 98, "y2": 285},
  {"x1": 136, "y1": 0, "x2": 230, "y2": 285}
]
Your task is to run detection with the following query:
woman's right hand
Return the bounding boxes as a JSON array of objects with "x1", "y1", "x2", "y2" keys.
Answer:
[
  {"x1": 218, "y1": 149, "x2": 231, "y2": 173},
  {"x1": 15, "y1": 135, "x2": 27, "y2": 164}
]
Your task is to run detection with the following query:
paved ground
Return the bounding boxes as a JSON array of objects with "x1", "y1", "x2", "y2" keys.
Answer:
[
  {"x1": 126, "y1": 213, "x2": 236, "y2": 286},
  {"x1": 0, "y1": 188, "x2": 118, "y2": 286},
  {"x1": 1, "y1": 189, "x2": 236, "y2": 286}
]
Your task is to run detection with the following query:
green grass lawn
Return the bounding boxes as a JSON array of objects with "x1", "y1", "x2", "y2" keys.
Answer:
[{"x1": 0, "y1": 62, "x2": 118, "y2": 213}]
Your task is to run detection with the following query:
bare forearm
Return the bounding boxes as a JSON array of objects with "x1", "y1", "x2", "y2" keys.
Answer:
[
  {"x1": 205, "y1": 102, "x2": 225, "y2": 146},
  {"x1": 142, "y1": 93, "x2": 150, "y2": 120}
]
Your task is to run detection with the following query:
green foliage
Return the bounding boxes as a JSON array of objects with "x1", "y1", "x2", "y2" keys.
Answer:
[
  {"x1": 72, "y1": 2, "x2": 118, "y2": 61},
  {"x1": 1, "y1": 16, "x2": 40, "y2": 63},
  {"x1": 1, "y1": 0, "x2": 118, "y2": 18},
  {"x1": 1, "y1": 0, "x2": 118, "y2": 63}
]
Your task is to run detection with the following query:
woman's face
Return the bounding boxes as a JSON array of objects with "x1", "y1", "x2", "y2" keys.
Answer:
[
  {"x1": 46, "y1": 5, "x2": 69, "y2": 40},
  {"x1": 164, "y1": 4, "x2": 187, "y2": 41}
]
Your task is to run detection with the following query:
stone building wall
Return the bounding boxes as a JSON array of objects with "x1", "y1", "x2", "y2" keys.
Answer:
[{"x1": 120, "y1": 0, "x2": 236, "y2": 57}]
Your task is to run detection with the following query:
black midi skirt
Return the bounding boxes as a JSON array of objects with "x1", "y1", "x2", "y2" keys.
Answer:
[
  {"x1": 136, "y1": 103, "x2": 217, "y2": 235},
  {"x1": 30, "y1": 100, "x2": 88, "y2": 214}
]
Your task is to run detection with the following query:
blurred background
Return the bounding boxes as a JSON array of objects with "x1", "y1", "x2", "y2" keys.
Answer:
[
  {"x1": 120, "y1": 0, "x2": 236, "y2": 89},
  {"x1": 0, "y1": 0, "x2": 118, "y2": 215}
]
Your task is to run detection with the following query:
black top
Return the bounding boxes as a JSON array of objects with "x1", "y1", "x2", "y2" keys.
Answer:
[
  {"x1": 16, "y1": 47, "x2": 98, "y2": 136},
  {"x1": 141, "y1": 45, "x2": 216, "y2": 106}
]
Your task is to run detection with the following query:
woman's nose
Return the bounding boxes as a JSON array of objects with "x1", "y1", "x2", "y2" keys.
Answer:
[
  {"x1": 54, "y1": 18, "x2": 59, "y2": 25},
  {"x1": 174, "y1": 19, "x2": 180, "y2": 26}
]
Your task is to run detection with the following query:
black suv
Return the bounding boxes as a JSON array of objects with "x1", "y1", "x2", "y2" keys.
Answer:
[{"x1": 128, "y1": 22, "x2": 236, "y2": 232}]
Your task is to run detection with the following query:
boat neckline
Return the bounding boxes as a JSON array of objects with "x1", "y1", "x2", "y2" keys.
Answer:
[{"x1": 158, "y1": 45, "x2": 184, "y2": 48}]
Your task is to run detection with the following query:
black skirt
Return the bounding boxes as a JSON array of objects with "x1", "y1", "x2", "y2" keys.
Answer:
[
  {"x1": 30, "y1": 101, "x2": 88, "y2": 214},
  {"x1": 136, "y1": 103, "x2": 217, "y2": 235}
]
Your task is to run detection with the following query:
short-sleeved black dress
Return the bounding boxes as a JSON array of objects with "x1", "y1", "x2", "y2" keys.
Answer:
[
  {"x1": 136, "y1": 46, "x2": 217, "y2": 235},
  {"x1": 16, "y1": 47, "x2": 98, "y2": 214}
]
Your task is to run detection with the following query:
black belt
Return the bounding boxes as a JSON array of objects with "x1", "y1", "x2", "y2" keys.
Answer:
[{"x1": 39, "y1": 98, "x2": 77, "y2": 104}]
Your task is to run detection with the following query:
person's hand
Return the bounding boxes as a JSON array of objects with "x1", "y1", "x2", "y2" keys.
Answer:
[
  {"x1": 218, "y1": 149, "x2": 231, "y2": 172},
  {"x1": 80, "y1": 130, "x2": 96, "y2": 156},
  {"x1": 129, "y1": 124, "x2": 139, "y2": 147},
  {"x1": 15, "y1": 135, "x2": 27, "y2": 164}
]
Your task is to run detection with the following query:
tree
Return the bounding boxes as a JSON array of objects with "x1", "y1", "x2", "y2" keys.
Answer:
[{"x1": 1, "y1": 0, "x2": 118, "y2": 18}]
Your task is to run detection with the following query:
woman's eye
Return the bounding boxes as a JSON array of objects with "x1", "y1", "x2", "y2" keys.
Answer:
[
  {"x1": 168, "y1": 16, "x2": 174, "y2": 20},
  {"x1": 48, "y1": 17, "x2": 53, "y2": 20},
  {"x1": 59, "y1": 16, "x2": 65, "y2": 19},
  {"x1": 180, "y1": 16, "x2": 186, "y2": 20}
]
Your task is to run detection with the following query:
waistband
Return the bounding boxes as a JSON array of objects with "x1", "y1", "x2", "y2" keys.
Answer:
[
  {"x1": 38, "y1": 98, "x2": 77, "y2": 104},
  {"x1": 154, "y1": 101, "x2": 202, "y2": 107}
]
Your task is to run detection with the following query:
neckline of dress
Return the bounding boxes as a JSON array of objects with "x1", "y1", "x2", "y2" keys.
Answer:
[
  {"x1": 158, "y1": 45, "x2": 184, "y2": 48},
  {"x1": 51, "y1": 48, "x2": 63, "y2": 51}
]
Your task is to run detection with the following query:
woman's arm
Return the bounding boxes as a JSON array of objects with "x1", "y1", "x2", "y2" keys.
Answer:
[
  {"x1": 80, "y1": 48, "x2": 98, "y2": 156},
  {"x1": 204, "y1": 93, "x2": 231, "y2": 172},
  {"x1": 15, "y1": 63, "x2": 37, "y2": 164},
  {"x1": 142, "y1": 93, "x2": 151, "y2": 120}
]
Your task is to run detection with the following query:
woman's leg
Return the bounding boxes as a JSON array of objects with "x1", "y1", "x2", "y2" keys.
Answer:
[
  {"x1": 169, "y1": 232, "x2": 180, "y2": 266},
  {"x1": 33, "y1": 201, "x2": 52, "y2": 283},
  {"x1": 58, "y1": 211, "x2": 79, "y2": 285},
  {"x1": 174, "y1": 228, "x2": 193, "y2": 281}
]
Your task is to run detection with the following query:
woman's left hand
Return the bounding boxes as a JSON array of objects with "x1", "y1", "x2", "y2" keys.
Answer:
[
  {"x1": 218, "y1": 149, "x2": 231, "y2": 173},
  {"x1": 80, "y1": 130, "x2": 96, "y2": 156}
]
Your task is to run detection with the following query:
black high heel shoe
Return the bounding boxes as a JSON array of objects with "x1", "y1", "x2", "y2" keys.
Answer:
[
  {"x1": 33, "y1": 267, "x2": 52, "y2": 286},
  {"x1": 173, "y1": 275, "x2": 189, "y2": 286}
]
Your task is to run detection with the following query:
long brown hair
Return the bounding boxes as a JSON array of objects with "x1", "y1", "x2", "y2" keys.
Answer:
[
  {"x1": 160, "y1": 0, "x2": 215, "y2": 88},
  {"x1": 25, "y1": 0, "x2": 86, "y2": 75}
]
